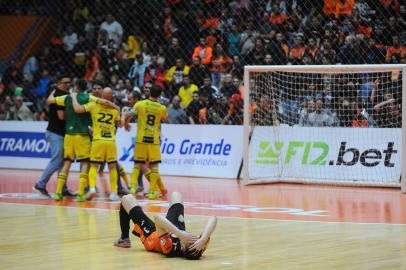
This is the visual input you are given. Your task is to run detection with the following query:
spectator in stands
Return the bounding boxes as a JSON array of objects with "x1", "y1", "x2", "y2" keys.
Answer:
[
  {"x1": 209, "y1": 44, "x2": 232, "y2": 87},
  {"x1": 352, "y1": 99, "x2": 370, "y2": 127},
  {"x1": 252, "y1": 95, "x2": 280, "y2": 126},
  {"x1": 178, "y1": 75, "x2": 198, "y2": 109},
  {"x1": 23, "y1": 55, "x2": 38, "y2": 83},
  {"x1": 240, "y1": 22, "x2": 257, "y2": 56},
  {"x1": 222, "y1": 93, "x2": 243, "y2": 125},
  {"x1": 299, "y1": 99, "x2": 315, "y2": 127},
  {"x1": 199, "y1": 76, "x2": 219, "y2": 105},
  {"x1": 167, "y1": 95, "x2": 188, "y2": 124},
  {"x1": 63, "y1": 26, "x2": 78, "y2": 51},
  {"x1": 220, "y1": 73, "x2": 239, "y2": 98},
  {"x1": 186, "y1": 91, "x2": 202, "y2": 124},
  {"x1": 373, "y1": 93, "x2": 401, "y2": 128},
  {"x1": 228, "y1": 55, "x2": 243, "y2": 79},
  {"x1": 140, "y1": 41, "x2": 152, "y2": 67},
  {"x1": 165, "y1": 37, "x2": 183, "y2": 69},
  {"x1": 144, "y1": 54, "x2": 166, "y2": 89},
  {"x1": 128, "y1": 54, "x2": 148, "y2": 88},
  {"x1": 189, "y1": 56, "x2": 210, "y2": 88},
  {"x1": 366, "y1": 38, "x2": 386, "y2": 64},
  {"x1": 338, "y1": 35, "x2": 365, "y2": 64},
  {"x1": 385, "y1": 35, "x2": 405, "y2": 63},
  {"x1": 306, "y1": 99, "x2": 333, "y2": 127},
  {"x1": 316, "y1": 39, "x2": 337, "y2": 64},
  {"x1": 245, "y1": 38, "x2": 266, "y2": 65},
  {"x1": 192, "y1": 37, "x2": 213, "y2": 66},
  {"x1": 289, "y1": 35, "x2": 306, "y2": 64},
  {"x1": 226, "y1": 23, "x2": 242, "y2": 56},
  {"x1": 165, "y1": 58, "x2": 189, "y2": 98},
  {"x1": 7, "y1": 95, "x2": 34, "y2": 121},
  {"x1": 99, "y1": 14, "x2": 123, "y2": 46}
]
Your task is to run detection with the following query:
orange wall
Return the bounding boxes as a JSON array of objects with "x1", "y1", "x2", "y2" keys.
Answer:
[{"x1": 0, "y1": 16, "x2": 36, "y2": 59}]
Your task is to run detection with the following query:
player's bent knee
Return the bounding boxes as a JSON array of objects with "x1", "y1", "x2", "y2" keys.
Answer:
[
  {"x1": 121, "y1": 194, "x2": 138, "y2": 213},
  {"x1": 169, "y1": 191, "x2": 183, "y2": 206}
]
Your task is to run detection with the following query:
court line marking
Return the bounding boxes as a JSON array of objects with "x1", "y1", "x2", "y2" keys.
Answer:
[{"x1": 1, "y1": 201, "x2": 406, "y2": 226}]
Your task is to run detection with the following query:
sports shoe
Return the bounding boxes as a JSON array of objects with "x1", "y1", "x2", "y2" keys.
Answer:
[
  {"x1": 136, "y1": 186, "x2": 144, "y2": 193},
  {"x1": 109, "y1": 193, "x2": 120, "y2": 201},
  {"x1": 54, "y1": 193, "x2": 63, "y2": 201},
  {"x1": 146, "y1": 192, "x2": 160, "y2": 200},
  {"x1": 33, "y1": 184, "x2": 50, "y2": 197},
  {"x1": 160, "y1": 188, "x2": 168, "y2": 196},
  {"x1": 118, "y1": 187, "x2": 130, "y2": 196},
  {"x1": 113, "y1": 237, "x2": 131, "y2": 248},
  {"x1": 130, "y1": 186, "x2": 136, "y2": 194},
  {"x1": 62, "y1": 190, "x2": 76, "y2": 197},
  {"x1": 75, "y1": 194, "x2": 86, "y2": 202},
  {"x1": 86, "y1": 188, "x2": 97, "y2": 201}
]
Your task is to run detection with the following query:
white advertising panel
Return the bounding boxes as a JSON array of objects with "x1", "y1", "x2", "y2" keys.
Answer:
[
  {"x1": 249, "y1": 126, "x2": 402, "y2": 183},
  {"x1": 0, "y1": 122, "x2": 243, "y2": 178}
]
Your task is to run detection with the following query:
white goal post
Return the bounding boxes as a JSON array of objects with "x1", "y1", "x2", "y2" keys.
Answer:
[{"x1": 243, "y1": 64, "x2": 406, "y2": 193}]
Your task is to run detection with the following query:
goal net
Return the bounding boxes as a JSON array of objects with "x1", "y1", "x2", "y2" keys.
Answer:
[{"x1": 243, "y1": 65, "x2": 406, "y2": 192}]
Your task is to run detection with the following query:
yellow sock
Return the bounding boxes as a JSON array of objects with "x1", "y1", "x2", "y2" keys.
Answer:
[
  {"x1": 109, "y1": 167, "x2": 118, "y2": 193},
  {"x1": 78, "y1": 173, "x2": 88, "y2": 196},
  {"x1": 157, "y1": 174, "x2": 166, "y2": 192},
  {"x1": 144, "y1": 171, "x2": 151, "y2": 183},
  {"x1": 89, "y1": 166, "x2": 97, "y2": 189},
  {"x1": 148, "y1": 167, "x2": 159, "y2": 193},
  {"x1": 56, "y1": 173, "x2": 67, "y2": 194},
  {"x1": 131, "y1": 167, "x2": 140, "y2": 189},
  {"x1": 118, "y1": 164, "x2": 129, "y2": 187}
]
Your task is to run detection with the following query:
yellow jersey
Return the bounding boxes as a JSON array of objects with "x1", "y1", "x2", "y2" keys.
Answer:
[
  {"x1": 84, "y1": 102, "x2": 120, "y2": 141},
  {"x1": 131, "y1": 99, "x2": 168, "y2": 145}
]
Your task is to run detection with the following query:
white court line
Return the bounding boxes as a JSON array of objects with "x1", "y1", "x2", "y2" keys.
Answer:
[{"x1": 1, "y1": 201, "x2": 406, "y2": 227}]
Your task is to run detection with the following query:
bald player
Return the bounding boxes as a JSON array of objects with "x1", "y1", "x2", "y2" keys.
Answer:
[{"x1": 71, "y1": 87, "x2": 122, "y2": 201}]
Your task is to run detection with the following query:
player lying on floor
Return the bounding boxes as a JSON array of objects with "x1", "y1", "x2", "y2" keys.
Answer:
[{"x1": 114, "y1": 191, "x2": 217, "y2": 259}]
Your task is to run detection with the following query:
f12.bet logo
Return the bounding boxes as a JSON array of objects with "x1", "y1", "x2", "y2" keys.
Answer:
[{"x1": 256, "y1": 141, "x2": 397, "y2": 167}]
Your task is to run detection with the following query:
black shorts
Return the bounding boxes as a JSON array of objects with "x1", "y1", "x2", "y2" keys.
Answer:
[{"x1": 165, "y1": 203, "x2": 185, "y2": 257}]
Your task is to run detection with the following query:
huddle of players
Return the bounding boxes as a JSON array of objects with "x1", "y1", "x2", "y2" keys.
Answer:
[{"x1": 47, "y1": 79, "x2": 168, "y2": 201}]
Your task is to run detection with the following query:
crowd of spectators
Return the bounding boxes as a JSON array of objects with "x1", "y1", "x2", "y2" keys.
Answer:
[{"x1": 0, "y1": 0, "x2": 405, "y2": 127}]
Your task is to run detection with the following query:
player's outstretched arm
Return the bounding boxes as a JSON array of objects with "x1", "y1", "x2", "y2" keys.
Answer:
[
  {"x1": 188, "y1": 216, "x2": 217, "y2": 254},
  {"x1": 154, "y1": 215, "x2": 198, "y2": 245},
  {"x1": 96, "y1": 98, "x2": 120, "y2": 111},
  {"x1": 47, "y1": 90, "x2": 57, "y2": 104}
]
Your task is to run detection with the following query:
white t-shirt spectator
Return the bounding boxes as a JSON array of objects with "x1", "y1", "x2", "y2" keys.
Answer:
[
  {"x1": 63, "y1": 32, "x2": 78, "y2": 51},
  {"x1": 100, "y1": 20, "x2": 123, "y2": 44}
]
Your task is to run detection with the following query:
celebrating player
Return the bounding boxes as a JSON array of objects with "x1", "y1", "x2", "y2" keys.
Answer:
[
  {"x1": 114, "y1": 191, "x2": 217, "y2": 260},
  {"x1": 47, "y1": 79, "x2": 117, "y2": 201},
  {"x1": 122, "y1": 85, "x2": 168, "y2": 199},
  {"x1": 71, "y1": 87, "x2": 122, "y2": 201}
]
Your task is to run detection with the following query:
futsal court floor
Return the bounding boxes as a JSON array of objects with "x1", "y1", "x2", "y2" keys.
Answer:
[{"x1": 0, "y1": 168, "x2": 405, "y2": 270}]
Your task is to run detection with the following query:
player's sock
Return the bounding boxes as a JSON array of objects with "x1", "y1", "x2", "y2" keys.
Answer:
[
  {"x1": 148, "y1": 167, "x2": 159, "y2": 194},
  {"x1": 89, "y1": 166, "x2": 97, "y2": 189},
  {"x1": 144, "y1": 171, "x2": 151, "y2": 183},
  {"x1": 119, "y1": 204, "x2": 130, "y2": 239},
  {"x1": 56, "y1": 173, "x2": 68, "y2": 195},
  {"x1": 109, "y1": 167, "x2": 118, "y2": 193},
  {"x1": 118, "y1": 164, "x2": 129, "y2": 187},
  {"x1": 131, "y1": 167, "x2": 140, "y2": 192},
  {"x1": 78, "y1": 172, "x2": 88, "y2": 196},
  {"x1": 156, "y1": 174, "x2": 167, "y2": 194}
]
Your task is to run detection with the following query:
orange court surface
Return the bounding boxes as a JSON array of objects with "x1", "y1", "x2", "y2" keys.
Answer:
[{"x1": 1, "y1": 168, "x2": 406, "y2": 269}]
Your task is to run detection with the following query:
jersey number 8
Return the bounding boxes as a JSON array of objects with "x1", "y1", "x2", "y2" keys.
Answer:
[{"x1": 147, "y1": 114, "x2": 156, "y2": 126}]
